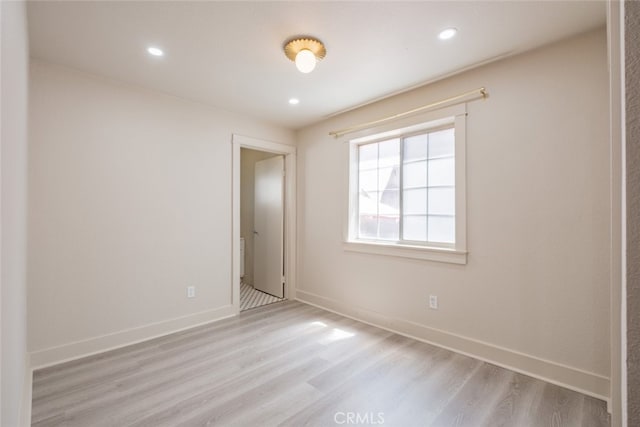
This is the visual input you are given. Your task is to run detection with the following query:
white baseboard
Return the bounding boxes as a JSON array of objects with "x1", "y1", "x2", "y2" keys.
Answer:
[
  {"x1": 30, "y1": 305, "x2": 235, "y2": 369},
  {"x1": 296, "y1": 290, "x2": 610, "y2": 404}
]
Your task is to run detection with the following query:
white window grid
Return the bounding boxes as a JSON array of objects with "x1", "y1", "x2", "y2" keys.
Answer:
[{"x1": 354, "y1": 124, "x2": 456, "y2": 247}]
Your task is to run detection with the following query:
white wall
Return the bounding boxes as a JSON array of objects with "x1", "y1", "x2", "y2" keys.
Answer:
[
  {"x1": 1, "y1": 0, "x2": 30, "y2": 425},
  {"x1": 296, "y1": 29, "x2": 611, "y2": 399},
  {"x1": 240, "y1": 148, "x2": 278, "y2": 286},
  {"x1": 27, "y1": 60, "x2": 294, "y2": 366}
]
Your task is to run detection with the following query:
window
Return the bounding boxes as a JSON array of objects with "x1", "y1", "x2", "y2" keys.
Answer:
[{"x1": 346, "y1": 107, "x2": 467, "y2": 264}]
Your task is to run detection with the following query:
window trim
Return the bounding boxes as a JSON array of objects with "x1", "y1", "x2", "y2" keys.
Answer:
[{"x1": 344, "y1": 104, "x2": 467, "y2": 265}]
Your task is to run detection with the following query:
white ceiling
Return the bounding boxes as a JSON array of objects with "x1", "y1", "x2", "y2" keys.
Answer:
[{"x1": 27, "y1": 1, "x2": 606, "y2": 129}]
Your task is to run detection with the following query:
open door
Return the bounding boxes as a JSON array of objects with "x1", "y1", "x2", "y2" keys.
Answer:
[{"x1": 253, "y1": 156, "x2": 284, "y2": 298}]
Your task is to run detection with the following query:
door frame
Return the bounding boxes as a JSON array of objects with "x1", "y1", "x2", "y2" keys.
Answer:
[{"x1": 231, "y1": 134, "x2": 296, "y2": 314}]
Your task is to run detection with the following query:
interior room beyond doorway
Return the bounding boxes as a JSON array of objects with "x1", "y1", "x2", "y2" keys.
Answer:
[{"x1": 240, "y1": 147, "x2": 286, "y2": 311}]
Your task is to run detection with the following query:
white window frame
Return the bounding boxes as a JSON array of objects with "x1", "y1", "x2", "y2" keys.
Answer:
[{"x1": 343, "y1": 104, "x2": 467, "y2": 265}]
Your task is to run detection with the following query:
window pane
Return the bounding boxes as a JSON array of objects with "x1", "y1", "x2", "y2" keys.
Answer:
[
  {"x1": 404, "y1": 134, "x2": 428, "y2": 161},
  {"x1": 359, "y1": 215, "x2": 378, "y2": 239},
  {"x1": 428, "y1": 187, "x2": 455, "y2": 215},
  {"x1": 428, "y1": 158, "x2": 455, "y2": 187},
  {"x1": 403, "y1": 161, "x2": 427, "y2": 188},
  {"x1": 359, "y1": 143, "x2": 378, "y2": 170},
  {"x1": 428, "y1": 215, "x2": 455, "y2": 243},
  {"x1": 359, "y1": 169, "x2": 378, "y2": 192},
  {"x1": 428, "y1": 128, "x2": 454, "y2": 158},
  {"x1": 378, "y1": 139, "x2": 400, "y2": 167},
  {"x1": 380, "y1": 188, "x2": 399, "y2": 212},
  {"x1": 379, "y1": 166, "x2": 399, "y2": 190},
  {"x1": 403, "y1": 215, "x2": 427, "y2": 241},
  {"x1": 404, "y1": 188, "x2": 427, "y2": 215},
  {"x1": 378, "y1": 216, "x2": 399, "y2": 240},
  {"x1": 359, "y1": 191, "x2": 378, "y2": 215}
]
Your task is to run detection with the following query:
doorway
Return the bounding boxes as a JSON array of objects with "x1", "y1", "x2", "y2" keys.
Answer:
[
  {"x1": 240, "y1": 150, "x2": 284, "y2": 310},
  {"x1": 231, "y1": 135, "x2": 296, "y2": 314}
]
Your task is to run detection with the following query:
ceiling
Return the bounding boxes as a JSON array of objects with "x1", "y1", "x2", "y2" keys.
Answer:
[{"x1": 27, "y1": 1, "x2": 606, "y2": 129}]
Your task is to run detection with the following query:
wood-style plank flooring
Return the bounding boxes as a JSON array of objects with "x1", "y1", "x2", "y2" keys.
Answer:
[{"x1": 31, "y1": 301, "x2": 610, "y2": 427}]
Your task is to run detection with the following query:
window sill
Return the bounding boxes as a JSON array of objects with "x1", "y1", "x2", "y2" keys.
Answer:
[{"x1": 343, "y1": 241, "x2": 467, "y2": 265}]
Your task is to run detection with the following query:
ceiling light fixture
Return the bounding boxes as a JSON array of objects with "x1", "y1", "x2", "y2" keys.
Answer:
[
  {"x1": 284, "y1": 37, "x2": 326, "y2": 74},
  {"x1": 288, "y1": 98, "x2": 300, "y2": 105},
  {"x1": 147, "y1": 46, "x2": 164, "y2": 57},
  {"x1": 438, "y1": 28, "x2": 458, "y2": 40}
]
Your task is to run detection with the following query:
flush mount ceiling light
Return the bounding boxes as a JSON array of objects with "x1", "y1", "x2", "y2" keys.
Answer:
[{"x1": 284, "y1": 37, "x2": 326, "y2": 73}]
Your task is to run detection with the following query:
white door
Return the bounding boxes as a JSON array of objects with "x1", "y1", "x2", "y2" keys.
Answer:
[{"x1": 253, "y1": 156, "x2": 284, "y2": 298}]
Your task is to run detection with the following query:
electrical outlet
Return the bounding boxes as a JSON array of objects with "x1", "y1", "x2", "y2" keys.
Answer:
[
  {"x1": 187, "y1": 286, "x2": 196, "y2": 298},
  {"x1": 429, "y1": 295, "x2": 438, "y2": 310}
]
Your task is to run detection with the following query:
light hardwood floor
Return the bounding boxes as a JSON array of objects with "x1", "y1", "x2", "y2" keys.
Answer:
[{"x1": 31, "y1": 300, "x2": 610, "y2": 427}]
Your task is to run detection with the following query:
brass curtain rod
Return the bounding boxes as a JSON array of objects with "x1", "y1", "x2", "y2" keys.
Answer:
[{"x1": 329, "y1": 87, "x2": 488, "y2": 138}]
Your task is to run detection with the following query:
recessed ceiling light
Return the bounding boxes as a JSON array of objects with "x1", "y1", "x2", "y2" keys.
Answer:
[
  {"x1": 289, "y1": 98, "x2": 300, "y2": 105},
  {"x1": 147, "y1": 46, "x2": 164, "y2": 57},
  {"x1": 438, "y1": 28, "x2": 457, "y2": 40}
]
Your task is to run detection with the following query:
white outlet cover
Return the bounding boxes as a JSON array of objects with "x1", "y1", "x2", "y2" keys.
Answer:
[
  {"x1": 187, "y1": 286, "x2": 195, "y2": 298},
  {"x1": 429, "y1": 295, "x2": 438, "y2": 309}
]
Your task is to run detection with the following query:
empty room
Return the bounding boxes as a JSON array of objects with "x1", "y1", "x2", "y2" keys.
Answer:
[{"x1": 1, "y1": 1, "x2": 638, "y2": 426}]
